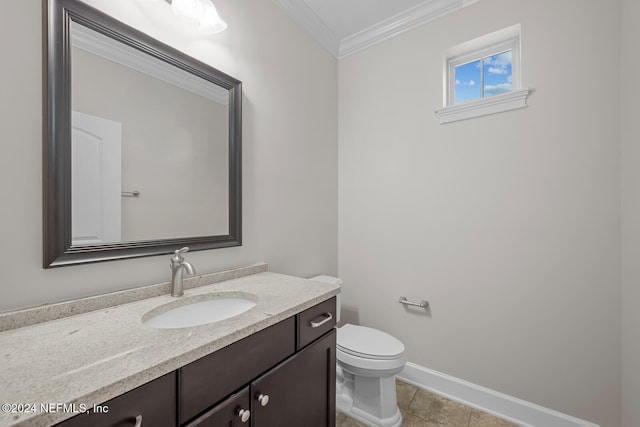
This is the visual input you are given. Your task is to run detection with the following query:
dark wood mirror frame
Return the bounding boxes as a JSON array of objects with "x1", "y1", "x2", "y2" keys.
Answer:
[{"x1": 43, "y1": 0, "x2": 242, "y2": 268}]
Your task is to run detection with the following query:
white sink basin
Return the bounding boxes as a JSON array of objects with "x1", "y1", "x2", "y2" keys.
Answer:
[{"x1": 143, "y1": 292, "x2": 257, "y2": 329}]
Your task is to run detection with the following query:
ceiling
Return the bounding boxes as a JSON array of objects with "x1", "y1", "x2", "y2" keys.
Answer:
[{"x1": 271, "y1": 0, "x2": 479, "y2": 59}]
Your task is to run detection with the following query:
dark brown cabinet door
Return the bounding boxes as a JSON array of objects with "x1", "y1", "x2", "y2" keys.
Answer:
[
  {"x1": 250, "y1": 330, "x2": 336, "y2": 427},
  {"x1": 184, "y1": 387, "x2": 251, "y2": 427}
]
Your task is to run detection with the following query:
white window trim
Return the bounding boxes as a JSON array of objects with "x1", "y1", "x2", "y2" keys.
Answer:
[
  {"x1": 436, "y1": 24, "x2": 530, "y2": 124},
  {"x1": 436, "y1": 88, "x2": 530, "y2": 124}
]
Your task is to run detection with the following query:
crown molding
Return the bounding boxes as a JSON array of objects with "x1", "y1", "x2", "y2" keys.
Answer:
[
  {"x1": 71, "y1": 23, "x2": 229, "y2": 105},
  {"x1": 272, "y1": 0, "x2": 479, "y2": 59},
  {"x1": 339, "y1": 0, "x2": 479, "y2": 58}
]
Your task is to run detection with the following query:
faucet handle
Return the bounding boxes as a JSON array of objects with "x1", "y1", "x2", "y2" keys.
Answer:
[
  {"x1": 171, "y1": 247, "x2": 190, "y2": 263},
  {"x1": 175, "y1": 247, "x2": 190, "y2": 256}
]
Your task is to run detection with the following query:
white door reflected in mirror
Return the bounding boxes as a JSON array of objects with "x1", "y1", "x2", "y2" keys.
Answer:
[{"x1": 71, "y1": 111, "x2": 122, "y2": 246}]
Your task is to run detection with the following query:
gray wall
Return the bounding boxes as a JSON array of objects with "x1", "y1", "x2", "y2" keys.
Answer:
[
  {"x1": 338, "y1": 0, "x2": 621, "y2": 425},
  {"x1": 0, "y1": 0, "x2": 338, "y2": 310},
  {"x1": 621, "y1": 0, "x2": 640, "y2": 425}
]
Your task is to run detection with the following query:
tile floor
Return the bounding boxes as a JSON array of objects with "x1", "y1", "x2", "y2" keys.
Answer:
[{"x1": 336, "y1": 380, "x2": 518, "y2": 427}]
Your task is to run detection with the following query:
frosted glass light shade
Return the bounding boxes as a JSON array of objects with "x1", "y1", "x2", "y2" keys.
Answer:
[
  {"x1": 199, "y1": 2, "x2": 227, "y2": 34},
  {"x1": 171, "y1": 0, "x2": 205, "y2": 22},
  {"x1": 170, "y1": 0, "x2": 227, "y2": 34}
]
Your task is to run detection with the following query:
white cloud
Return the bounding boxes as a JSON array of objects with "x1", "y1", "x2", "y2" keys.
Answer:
[
  {"x1": 467, "y1": 80, "x2": 475, "y2": 86},
  {"x1": 484, "y1": 83, "x2": 512, "y2": 96},
  {"x1": 488, "y1": 66, "x2": 508, "y2": 75},
  {"x1": 484, "y1": 52, "x2": 512, "y2": 80},
  {"x1": 484, "y1": 51, "x2": 512, "y2": 67},
  {"x1": 456, "y1": 79, "x2": 461, "y2": 85}
]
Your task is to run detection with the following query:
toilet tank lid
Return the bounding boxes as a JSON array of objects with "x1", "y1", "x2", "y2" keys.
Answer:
[{"x1": 309, "y1": 275, "x2": 343, "y2": 286}]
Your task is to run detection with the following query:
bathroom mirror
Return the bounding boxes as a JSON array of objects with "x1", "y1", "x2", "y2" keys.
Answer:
[{"x1": 44, "y1": 0, "x2": 242, "y2": 268}]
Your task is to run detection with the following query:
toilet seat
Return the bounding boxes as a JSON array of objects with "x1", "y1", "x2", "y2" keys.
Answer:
[{"x1": 337, "y1": 324, "x2": 405, "y2": 360}]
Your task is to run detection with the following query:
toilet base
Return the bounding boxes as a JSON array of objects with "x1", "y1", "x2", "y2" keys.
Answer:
[
  {"x1": 336, "y1": 369, "x2": 402, "y2": 427},
  {"x1": 336, "y1": 397, "x2": 402, "y2": 427}
]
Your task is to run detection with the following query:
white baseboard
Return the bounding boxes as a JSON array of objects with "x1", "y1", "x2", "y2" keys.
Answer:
[{"x1": 396, "y1": 362, "x2": 599, "y2": 427}]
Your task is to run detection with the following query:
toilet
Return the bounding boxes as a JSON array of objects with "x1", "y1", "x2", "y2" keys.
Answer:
[{"x1": 310, "y1": 275, "x2": 406, "y2": 427}]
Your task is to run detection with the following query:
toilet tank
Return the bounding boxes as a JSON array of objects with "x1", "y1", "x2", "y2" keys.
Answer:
[{"x1": 310, "y1": 275, "x2": 343, "y2": 322}]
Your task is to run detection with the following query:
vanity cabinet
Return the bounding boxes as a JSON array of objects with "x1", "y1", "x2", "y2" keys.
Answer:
[
  {"x1": 179, "y1": 318, "x2": 296, "y2": 423},
  {"x1": 54, "y1": 297, "x2": 336, "y2": 427},
  {"x1": 182, "y1": 297, "x2": 337, "y2": 427},
  {"x1": 54, "y1": 371, "x2": 177, "y2": 427},
  {"x1": 186, "y1": 331, "x2": 335, "y2": 427}
]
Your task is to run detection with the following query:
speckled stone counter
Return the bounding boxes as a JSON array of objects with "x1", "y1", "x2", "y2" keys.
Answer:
[{"x1": 0, "y1": 265, "x2": 340, "y2": 427}]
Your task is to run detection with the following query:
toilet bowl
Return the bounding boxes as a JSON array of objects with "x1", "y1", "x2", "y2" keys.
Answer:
[{"x1": 310, "y1": 276, "x2": 406, "y2": 427}]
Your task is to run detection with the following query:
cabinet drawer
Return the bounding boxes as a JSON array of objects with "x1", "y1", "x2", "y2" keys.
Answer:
[
  {"x1": 55, "y1": 372, "x2": 176, "y2": 427},
  {"x1": 184, "y1": 387, "x2": 250, "y2": 427},
  {"x1": 297, "y1": 297, "x2": 336, "y2": 349},
  {"x1": 179, "y1": 317, "x2": 295, "y2": 424}
]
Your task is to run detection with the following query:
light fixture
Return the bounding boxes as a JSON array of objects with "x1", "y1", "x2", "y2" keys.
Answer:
[
  {"x1": 199, "y1": 1, "x2": 227, "y2": 34},
  {"x1": 169, "y1": 0, "x2": 227, "y2": 34}
]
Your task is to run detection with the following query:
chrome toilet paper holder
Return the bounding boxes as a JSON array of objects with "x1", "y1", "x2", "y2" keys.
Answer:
[{"x1": 398, "y1": 296, "x2": 429, "y2": 309}]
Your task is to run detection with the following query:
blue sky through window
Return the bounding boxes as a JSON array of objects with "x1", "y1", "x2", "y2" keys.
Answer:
[
  {"x1": 454, "y1": 50, "x2": 512, "y2": 104},
  {"x1": 454, "y1": 60, "x2": 481, "y2": 104}
]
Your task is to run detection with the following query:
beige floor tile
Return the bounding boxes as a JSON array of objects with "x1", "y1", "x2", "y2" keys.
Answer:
[
  {"x1": 408, "y1": 389, "x2": 472, "y2": 427},
  {"x1": 469, "y1": 409, "x2": 518, "y2": 427},
  {"x1": 428, "y1": 395, "x2": 473, "y2": 427},
  {"x1": 402, "y1": 412, "x2": 438, "y2": 426},
  {"x1": 405, "y1": 387, "x2": 437, "y2": 419},
  {"x1": 396, "y1": 380, "x2": 419, "y2": 410},
  {"x1": 399, "y1": 404, "x2": 410, "y2": 421},
  {"x1": 336, "y1": 412, "x2": 369, "y2": 427}
]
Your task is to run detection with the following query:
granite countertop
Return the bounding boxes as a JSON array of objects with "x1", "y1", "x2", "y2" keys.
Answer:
[{"x1": 0, "y1": 264, "x2": 340, "y2": 427}]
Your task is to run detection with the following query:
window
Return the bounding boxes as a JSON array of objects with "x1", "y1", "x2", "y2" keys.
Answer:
[
  {"x1": 453, "y1": 48, "x2": 513, "y2": 104},
  {"x1": 436, "y1": 25, "x2": 530, "y2": 124}
]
